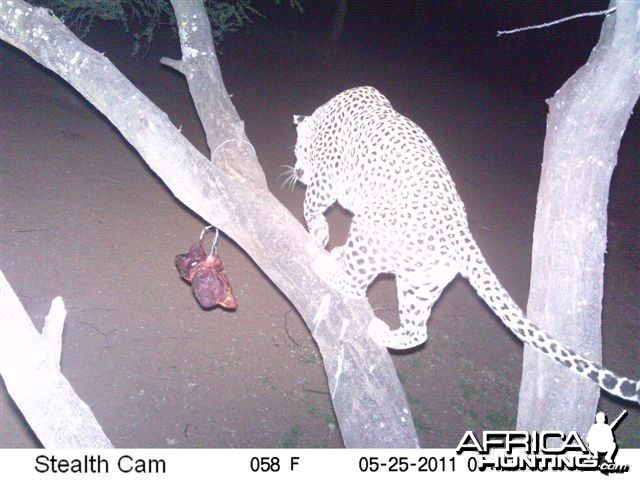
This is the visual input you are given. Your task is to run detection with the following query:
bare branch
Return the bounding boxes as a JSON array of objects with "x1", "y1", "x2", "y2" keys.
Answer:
[
  {"x1": 0, "y1": 0, "x2": 420, "y2": 447},
  {"x1": 41, "y1": 296, "x2": 66, "y2": 367},
  {"x1": 0, "y1": 271, "x2": 113, "y2": 448},
  {"x1": 497, "y1": 7, "x2": 617, "y2": 37},
  {"x1": 168, "y1": 0, "x2": 265, "y2": 187}
]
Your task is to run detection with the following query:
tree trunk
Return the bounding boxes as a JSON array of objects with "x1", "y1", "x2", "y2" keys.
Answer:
[
  {"x1": 518, "y1": 0, "x2": 639, "y2": 436},
  {"x1": 0, "y1": 0, "x2": 419, "y2": 447}
]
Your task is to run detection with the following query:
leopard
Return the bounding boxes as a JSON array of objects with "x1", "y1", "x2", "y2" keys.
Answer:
[{"x1": 288, "y1": 86, "x2": 639, "y2": 404}]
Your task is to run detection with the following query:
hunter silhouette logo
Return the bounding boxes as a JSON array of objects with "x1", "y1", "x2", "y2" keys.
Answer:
[
  {"x1": 586, "y1": 410, "x2": 626, "y2": 465},
  {"x1": 455, "y1": 409, "x2": 631, "y2": 474}
]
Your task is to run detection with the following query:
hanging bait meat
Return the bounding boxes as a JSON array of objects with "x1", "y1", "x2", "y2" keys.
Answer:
[{"x1": 175, "y1": 226, "x2": 237, "y2": 309}]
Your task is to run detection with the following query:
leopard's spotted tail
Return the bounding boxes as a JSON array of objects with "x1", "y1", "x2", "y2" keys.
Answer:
[{"x1": 461, "y1": 237, "x2": 640, "y2": 404}]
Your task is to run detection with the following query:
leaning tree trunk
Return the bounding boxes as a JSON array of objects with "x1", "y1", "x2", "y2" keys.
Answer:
[
  {"x1": 518, "y1": 0, "x2": 640, "y2": 436},
  {"x1": 0, "y1": 0, "x2": 419, "y2": 447},
  {"x1": 0, "y1": 273, "x2": 113, "y2": 447}
]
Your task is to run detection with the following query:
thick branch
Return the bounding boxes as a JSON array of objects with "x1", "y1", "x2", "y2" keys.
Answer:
[
  {"x1": 518, "y1": 0, "x2": 640, "y2": 435},
  {"x1": 0, "y1": 1, "x2": 419, "y2": 447},
  {"x1": 0, "y1": 271, "x2": 113, "y2": 448},
  {"x1": 162, "y1": 0, "x2": 266, "y2": 188}
]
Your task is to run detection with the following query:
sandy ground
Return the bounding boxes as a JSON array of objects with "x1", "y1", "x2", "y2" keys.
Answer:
[{"x1": 1, "y1": 4, "x2": 638, "y2": 448}]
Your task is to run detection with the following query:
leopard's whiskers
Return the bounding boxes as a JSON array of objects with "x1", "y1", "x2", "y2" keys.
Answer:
[{"x1": 278, "y1": 164, "x2": 298, "y2": 191}]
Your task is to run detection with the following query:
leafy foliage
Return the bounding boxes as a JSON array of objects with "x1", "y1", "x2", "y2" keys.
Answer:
[{"x1": 40, "y1": 0, "x2": 301, "y2": 54}]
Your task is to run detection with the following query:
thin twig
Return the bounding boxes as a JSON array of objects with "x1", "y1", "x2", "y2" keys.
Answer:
[
  {"x1": 16, "y1": 228, "x2": 52, "y2": 233},
  {"x1": 284, "y1": 310, "x2": 302, "y2": 348},
  {"x1": 497, "y1": 7, "x2": 616, "y2": 37},
  {"x1": 303, "y1": 388, "x2": 330, "y2": 396},
  {"x1": 73, "y1": 319, "x2": 116, "y2": 348}
]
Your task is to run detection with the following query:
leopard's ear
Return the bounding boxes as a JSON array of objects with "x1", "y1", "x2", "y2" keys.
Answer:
[{"x1": 293, "y1": 115, "x2": 307, "y2": 125}]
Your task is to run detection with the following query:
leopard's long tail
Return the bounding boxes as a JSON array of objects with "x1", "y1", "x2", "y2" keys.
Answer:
[{"x1": 461, "y1": 237, "x2": 640, "y2": 404}]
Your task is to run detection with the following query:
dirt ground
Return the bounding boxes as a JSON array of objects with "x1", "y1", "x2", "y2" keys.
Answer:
[{"x1": 1, "y1": 3, "x2": 638, "y2": 448}]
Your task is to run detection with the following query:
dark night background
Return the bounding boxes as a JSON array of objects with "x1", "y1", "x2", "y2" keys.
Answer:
[{"x1": 1, "y1": 0, "x2": 638, "y2": 448}]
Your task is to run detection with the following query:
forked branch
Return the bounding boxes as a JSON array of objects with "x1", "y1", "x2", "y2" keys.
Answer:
[
  {"x1": 0, "y1": 271, "x2": 113, "y2": 447},
  {"x1": 0, "y1": 0, "x2": 419, "y2": 447}
]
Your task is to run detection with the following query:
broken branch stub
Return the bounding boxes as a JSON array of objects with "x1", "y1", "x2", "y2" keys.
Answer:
[{"x1": 0, "y1": 271, "x2": 113, "y2": 448}]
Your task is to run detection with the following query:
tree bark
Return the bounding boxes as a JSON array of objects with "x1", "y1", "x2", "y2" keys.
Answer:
[
  {"x1": 0, "y1": 0, "x2": 419, "y2": 447},
  {"x1": 0, "y1": 272, "x2": 113, "y2": 448},
  {"x1": 518, "y1": 0, "x2": 640, "y2": 436}
]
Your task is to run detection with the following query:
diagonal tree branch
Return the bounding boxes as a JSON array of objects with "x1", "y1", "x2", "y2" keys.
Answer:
[
  {"x1": 0, "y1": 0, "x2": 419, "y2": 447},
  {"x1": 160, "y1": 0, "x2": 265, "y2": 187},
  {"x1": 0, "y1": 271, "x2": 113, "y2": 448}
]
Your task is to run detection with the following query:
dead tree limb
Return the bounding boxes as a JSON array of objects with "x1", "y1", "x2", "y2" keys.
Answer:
[
  {"x1": 0, "y1": 271, "x2": 113, "y2": 448},
  {"x1": 518, "y1": 0, "x2": 640, "y2": 435},
  {"x1": 497, "y1": 7, "x2": 617, "y2": 37},
  {"x1": 0, "y1": 0, "x2": 419, "y2": 447}
]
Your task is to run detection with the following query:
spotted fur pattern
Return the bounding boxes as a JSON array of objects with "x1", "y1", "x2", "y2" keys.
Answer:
[{"x1": 292, "y1": 86, "x2": 639, "y2": 403}]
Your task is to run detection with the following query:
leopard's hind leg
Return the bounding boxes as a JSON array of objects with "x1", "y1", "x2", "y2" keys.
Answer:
[{"x1": 369, "y1": 265, "x2": 456, "y2": 349}]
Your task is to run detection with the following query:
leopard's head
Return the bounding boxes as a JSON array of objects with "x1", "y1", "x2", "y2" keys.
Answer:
[{"x1": 292, "y1": 114, "x2": 316, "y2": 186}]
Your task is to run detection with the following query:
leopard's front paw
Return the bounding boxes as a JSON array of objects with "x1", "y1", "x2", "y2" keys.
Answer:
[
  {"x1": 311, "y1": 250, "x2": 341, "y2": 284},
  {"x1": 368, "y1": 317, "x2": 391, "y2": 347},
  {"x1": 307, "y1": 216, "x2": 329, "y2": 249}
]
